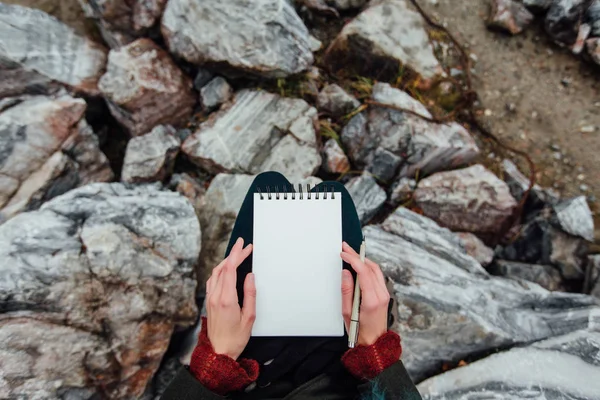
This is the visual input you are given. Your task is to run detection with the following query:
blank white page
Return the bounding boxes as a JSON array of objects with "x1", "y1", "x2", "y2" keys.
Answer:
[{"x1": 252, "y1": 192, "x2": 344, "y2": 337}]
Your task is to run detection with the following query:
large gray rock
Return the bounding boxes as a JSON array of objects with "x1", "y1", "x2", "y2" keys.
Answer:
[
  {"x1": 365, "y1": 222, "x2": 600, "y2": 382},
  {"x1": 489, "y1": 260, "x2": 564, "y2": 291},
  {"x1": 418, "y1": 328, "x2": 600, "y2": 399},
  {"x1": 414, "y1": 164, "x2": 518, "y2": 237},
  {"x1": 161, "y1": 0, "x2": 313, "y2": 78},
  {"x1": 553, "y1": 196, "x2": 595, "y2": 242},
  {"x1": 325, "y1": 0, "x2": 444, "y2": 81},
  {"x1": 0, "y1": 183, "x2": 200, "y2": 399},
  {"x1": 0, "y1": 94, "x2": 113, "y2": 222},
  {"x1": 121, "y1": 125, "x2": 181, "y2": 183},
  {"x1": 341, "y1": 83, "x2": 479, "y2": 181},
  {"x1": 0, "y1": 3, "x2": 107, "y2": 97},
  {"x1": 99, "y1": 38, "x2": 195, "y2": 137},
  {"x1": 345, "y1": 173, "x2": 386, "y2": 224},
  {"x1": 182, "y1": 90, "x2": 321, "y2": 181},
  {"x1": 545, "y1": 0, "x2": 591, "y2": 46},
  {"x1": 317, "y1": 84, "x2": 360, "y2": 118},
  {"x1": 322, "y1": 139, "x2": 351, "y2": 174},
  {"x1": 487, "y1": 0, "x2": 534, "y2": 35}
]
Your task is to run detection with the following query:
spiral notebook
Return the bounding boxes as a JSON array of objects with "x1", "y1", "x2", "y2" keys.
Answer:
[{"x1": 252, "y1": 186, "x2": 344, "y2": 337}]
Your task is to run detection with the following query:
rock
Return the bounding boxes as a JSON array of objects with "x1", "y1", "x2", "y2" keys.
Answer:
[
  {"x1": 317, "y1": 84, "x2": 360, "y2": 117},
  {"x1": 414, "y1": 164, "x2": 518, "y2": 238},
  {"x1": 0, "y1": 183, "x2": 200, "y2": 399},
  {"x1": 78, "y1": 0, "x2": 168, "y2": 48},
  {"x1": 0, "y1": 94, "x2": 113, "y2": 222},
  {"x1": 489, "y1": 260, "x2": 564, "y2": 291},
  {"x1": 200, "y1": 77, "x2": 233, "y2": 111},
  {"x1": 547, "y1": 226, "x2": 588, "y2": 279},
  {"x1": 0, "y1": 3, "x2": 107, "y2": 97},
  {"x1": 418, "y1": 328, "x2": 600, "y2": 399},
  {"x1": 98, "y1": 38, "x2": 195, "y2": 137},
  {"x1": 501, "y1": 159, "x2": 558, "y2": 211},
  {"x1": 587, "y1": 0, "x2": 600, "y2": 36},
  {"x1": 121, "y1": 125, "x2": 181, "y2": 183},
  {"x1": 553, "y1": 196, "x2": 595, "y2": 241},
  {"x1": 382, "y1": 207, "x2": 488, "y2": 275},
  {"x1": 588, "y1": 255, "x2": 600, "y2": 298},
  {"x1": 572, "y1": 22, "x2": 592, "y2": 53},
  {"x1": 182, "y1": 90, "x2": 321, "y2": 181},
  {"x1": 487, "y1": 0, "x2": 534, "y2": 35},
  {"x1": 325, "y1": 0, "x2": 444, "y2": 81},
  {"x1": 161, "y1": 0, "x2": 313, "y2": 78},
  {"x1": 390, "y1": 177, "x2": 416, "y2": 204},
  {"x1": 367, "y1": 147, "x2": 403, "y2": 183},
  {"x1": 322, "y1": 139, "x2": 351, "y2": 174},
  {"x1": 586, "y1": 37, "x2": 600, "y2": 64},
  {"x1": 522, "y1": 0, "x2": 554, "y2": 13},
  {"x1": 341, "y1": 83, "x2": 479, "y2": 181},
  {"x1": 545, "y1": 0, "x2": 590, "y2": 46},
  {"x1": 168, "y1": 173, "x2": 207, "y2": 216},
  {"x1": 345, "y1": 173, "x2": 387, "y2": 224},
  {"x1": 365, "y1": 223, "x2": 600, "y2": 382},
  {"x1": 193, "y1": 69, "x2": 215, "y2": 91},
  {"x1": 456, "y1": 232, "x2": 495, "y2": 266},
  {"x1": 329, "y1": 0, "x2": 368, "y2": 10}
]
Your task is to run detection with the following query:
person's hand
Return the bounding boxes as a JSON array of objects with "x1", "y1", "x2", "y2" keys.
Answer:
[
  {"x1": 205, "y1": 237, "x2": 255, "y2": 360},
  {"x1": 340, "y1": 241, "x2": 389, "y2": 346}
]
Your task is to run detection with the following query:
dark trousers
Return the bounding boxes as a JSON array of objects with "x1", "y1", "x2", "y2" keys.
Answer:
[{"x1": 223, "y1": 172, "x2": 363, "y2": 397}]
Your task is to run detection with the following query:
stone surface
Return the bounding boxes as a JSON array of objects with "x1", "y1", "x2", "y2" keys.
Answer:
[
  {"x1": 316, "y1": 84, "x2": 360, "y2": 117},
  {"x1": 588, "y1": 255, "x2": 600, "y2": 298},
  {"x1": 523, "y1": 0, "x2": 554, "y2": 13},
  {"x1": 547, "y1": 226, "x2": 588, "y2": 279},
  {"x1": 553, "y1": 196, "x2": 595, "y2": 242},
  {"x1": 121, "y1": 125, "x2": 181, "y2": 183},
  {"x1": 487, "y1": 0, "x2": 534, "y2": 35},
  {"x1": 325, "y1": 0, "x2": 444, "y2": 81},
  {"x1": 98, "y1": 38, "x2": 195, "y2": 137},
  {"x1": 341, "y1": 83, "x2": 479, "y2": 181},
  {"x1": 182, "y1": 90, "x2": 321, "y2": 181},
  {"x1": 193, "y1": 69, "x2": 215, "y2": 91},
  {"x1": 489, "y1": 260, "x2": 564, "y2": 291},
  {"x1": 502, "y1": 159, "x2": 558, "y2": 210},
  {"x1": 586, "y1": 37, "x2": 600, "y2": 64},
  {"x1": 0, "y1": 183, "x2": 200, "y2": 399},
  {"x1": 345, "y1": 173, "x2": 387, "y2": 224},
  {"x1": 0, "y1": 93, "x2": 113, "y2": 222},
  {"x1": 0, "y1": 3, "x2": 107, "y2": 97},
  {"x1": 200, "y1": 77, "x2": 233, "y2": 111},
  {"x1": 365, "y1": 222, "x2": 600, "y2": 382},
  {"x1": 330, "y1": 0, "x2": 368, "y2": 10},
  {"x1": 419, "y1": 328, "x2": 600, "y2": 399},
  {"x1": 457, "y1": 232, "x2": 495, "y2": 266},
  {"x1": 587, "y1": 0, "x2": 600, "y2": 36},
  {"x1": 168, "y1": 173, "x2": 207, "y2": 217},
  {"x1": 545, "y1": 0, "x2": 590, "y2": 46},
  {"x1": 390, "y1": 177, "x2": 416, "y2": 204},
  {"x1": 322, "y1": 139, "x2": 351, "y2": 174},
  {"x1": 161, "y1": 0, "x2": 313, "y2": 78},
  {"x1": 78, "y1": 0, "x2": 168, "y2": 48},
  {"x1": 367, "y1": 147, "x2": 402, "y2": 183}
]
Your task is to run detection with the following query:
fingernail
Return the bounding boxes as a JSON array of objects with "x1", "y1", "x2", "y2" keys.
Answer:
[
  {"x1": 237, "y1": 237, "x2": 243, "y2": 245},
  {"x1": 342, "y1": 270, "x2": 351, "y2": 281},
  {"x1": 248, "y1": 273, "x2": 255, "y2": 283}
]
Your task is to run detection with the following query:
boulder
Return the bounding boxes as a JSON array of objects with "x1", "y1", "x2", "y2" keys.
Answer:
[
  {"x1": 0, "y1": 183, "x2": 200, "y2": 399},
  {"x1": 418, "y1": 328, "x2": 600, "y2": 399},
  {"x1": 545, "y1": 0, "x2": 591, "y2": 46},
  {"x1": 325, "y1": 0, "x2": 444, "y2": 81},
  {"x1": 182, "y1": 90, "x2": 321, "y2": 181},
  {"x1": 345, "y1": 173, "x2": 386, "y2": 224},
  {"x1": 98, "y1": 38, "x2": 195, "y2": 137},
  {"x1": 414, "y1": 164, "x2": 518, "y2": 238},
  {"x1": 390, "y1": 177, "x2": 416, "y2": 204},
  {"x1": 553, "y1": 196, "x2": 595, "y2": 242},
  {"x1": 316, "y1": 84, "x2": 360, "y2": 118},
  {"x1": 200, "y1": 77, "x2": 233, "y2": 111},
  {"x1": 0, "y1": 94, "x2": 113, "y2": 222},
  {"x1": 456, "y1": 232, "x2": 495, "y2": 266},
  {"x1": 489, "y1": 260, "x2": 564, "y2": 291},
  {"x1": 341, "y1": 83, "x2": 479, "y2": 181},
  {"x1": 322, "y1": 139, "x2": 351, "y2": 174},
  {"x1": 365, "y1": 222, "x2": 600, "y2": 382},
  {"x1": 121, "y1": 125, "x2": 181, "y2": 183},
  {"x1": 487, "y1": 0, "x2": 534, "y2": 35},
  {"x1": 161, "y1": 0, "x2": 313, "y2": 78},
  {"x1": 0, "y1": 3, "x2": 107, "y2": 97}
]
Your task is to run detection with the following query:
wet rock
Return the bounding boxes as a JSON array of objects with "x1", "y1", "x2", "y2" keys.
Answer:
[
  {"x1": 365, "y1": 223, "x2": 600, "y2": 382},
  {"x1": 168, "y1": 173, "x2": 207, "y2": 216},
  {"x1": 489, "y1": 260, "x2": 564, "y2": 291},
  {"x1": 0, "y1": 3, "x2": 107, "y2": 97},
  {"x1": 418, "y1": 328, "x2": 600, "y2": 399},
  {"x1": 586, "y1": 37, "x2": 600, "y2": 64},
  {"x1": 325, "y1": 0, "x2": 444, "y2": 81},
  {"x1": 78, "y1": 0, "x2": 168, "y2": 48},
  {"x1": 390, "y1": 177, "x2": 416, "y2": 205},
  {"x1": 161, "y1": 0, "x2": 313, "y2": 78},
  {"x1": 0, "y1": 94, "x2": 113, "y2": 222},
  {"x1": 414, "y1": 164, "x2": 518, "y2": 237},
  {"x1": 322, "y1": 139, "x2": 351, "y2": 174},
  {"x1": 456, "y1": 232, "x2": 495, "y2": 266},
  {"x1": 502, "y1": 159, "x2": 559, "y2": 211},
  {"x1": 545, "y1": 0, "x2": 591, "y2": 46},
  {"x1": 121, "y1": 125, "x2": 181, "y2": 183},
  {"x1": 200, "y1": 77, "x2": 233, "y2": 111},
  {"x1": 553, "y1": 196, "x2": 595, "y2": 241},
  {"x1": 345, "y1": 173, "x2": 386, "y2": 224},
  {"x1": 98, "y1": 38, "x2": 195, "y2": 137},
  {"x1": 0, "y1": 183, "x2": 200, "y2": 399},
  {"x1": 182, "y1": 90, "x2": 321, "y2": 180},
  {"x1": 341, "y1": 83, "x2": 479, "y2": 181},
  {"x1": 488, "y1": 0, "x2": 534, "y2": 35},
  {"x1": 316, "y1": 84, "x2": 360, "y2": 118}
]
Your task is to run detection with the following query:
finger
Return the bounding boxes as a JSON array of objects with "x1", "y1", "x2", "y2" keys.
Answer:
[
  {"x1": 241, "y1": 273, "x2": 257, "y2": 326},
  {"x1": 365, "y1": 258, "x2": 388, "y2": 293},
  {"x1": 222, "y1": 242, "x2": 253, "y2": 300},
  {"x1": 340, "y1": 251, "x2": 376, "y2": 299},
  {"x1": 207, "y1": 258, "x2": 227, "y2": 296},
  {"x1": 341, "y1": 269, "x2": 354, "y2": 331},
  {"x1": 342, "y1": 241, "x2": 360, "y2": 257}
]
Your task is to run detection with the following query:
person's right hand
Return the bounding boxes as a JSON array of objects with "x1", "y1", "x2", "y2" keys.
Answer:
[{"x1": 340, "y1": 241, "x2": 390, "y2": 346}]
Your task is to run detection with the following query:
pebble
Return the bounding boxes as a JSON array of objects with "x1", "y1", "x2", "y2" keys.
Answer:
[
  {"x1": 506, "y1": 103, "x2": 517, "y2": 113},
  {"x1": 484, "y1": 109, "x2": 493, "y2": 116},
  {"x1": 553, "y1": 152, "x2": 562, "y2": 160},
  {"x1": 531, "y1": 111, "x2": 538, "y2": 119},
  {"x1": 580, "y1": 125, "x2": 596, "y2": 133},
  {"x1": 561, "y1": 78, "x2": 571, "y2": 87},
  {"x1": 577, "y1": 174, "x2": 585, "y2": 181},
  {"x1": 580, "y1": 184, "x2": 590, "y2": 192},
  {"x1": 550, "y1": 144, "x2": 561, "y2": 151}
]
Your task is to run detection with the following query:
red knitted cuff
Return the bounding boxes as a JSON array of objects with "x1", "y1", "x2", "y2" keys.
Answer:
[
  {"x1": 189, "y1": 317, "x2": 259, "y2": 395},
  {"x1": 341, "y1": 331, "x2": 402, "y2": 380}
]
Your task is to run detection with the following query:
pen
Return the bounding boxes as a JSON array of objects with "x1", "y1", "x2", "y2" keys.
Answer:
[{"x1": 348, "y1": 240, "x2": 365, "y2": 348}]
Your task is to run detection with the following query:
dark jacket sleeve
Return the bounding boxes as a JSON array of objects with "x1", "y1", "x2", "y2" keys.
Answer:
[
  {"x1": 357, "y1": 361, "x2": 423, "y2": 400},
  {"x1": 161, "y1": 366, "x2": 225, "y2": 400}
]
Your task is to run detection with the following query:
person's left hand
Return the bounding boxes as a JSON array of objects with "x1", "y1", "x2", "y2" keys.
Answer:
[{"x1": 205, "y1": 237, "x2": 255, "y2": 360}]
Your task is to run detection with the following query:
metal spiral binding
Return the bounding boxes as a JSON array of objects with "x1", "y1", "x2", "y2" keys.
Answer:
[{"x1": 256, "y1": 184, "x2": 336, "y2": 200}]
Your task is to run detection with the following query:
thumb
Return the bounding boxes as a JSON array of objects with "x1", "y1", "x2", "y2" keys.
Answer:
[
  {"x1": 242, "y1": 273, "x2": 256, "y2": 326},
  {"x1": 341, "y1": 269, "x2": 354, "y2": 331}
]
